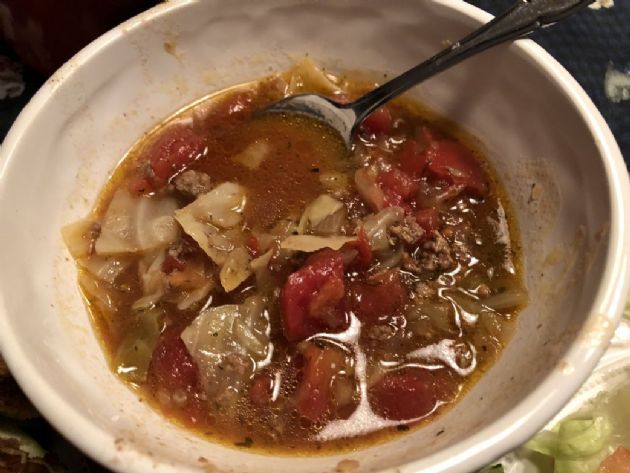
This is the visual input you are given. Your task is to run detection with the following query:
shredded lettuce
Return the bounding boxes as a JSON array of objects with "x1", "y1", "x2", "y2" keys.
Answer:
[
  {"x1": 522, "y1": 393, "x2": 621, "y2": 473},
  {"x1": 556, "y1": 417, "x2": 612, "y2": 458}
]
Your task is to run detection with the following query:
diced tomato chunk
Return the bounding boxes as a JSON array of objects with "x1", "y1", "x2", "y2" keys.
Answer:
[
  {"x1": 597, "y1": 447, "x2": 630, "y2": 473},
  {"x1": 369, "y1": 369, "x2": 437, "y2": 420},
  {"x1": 127, "y1": 173, "x2": 155, "y2": 195},
  {"x1": 250, "y1": 371, "x2": 274, "y2": 407},
  {"x1": 423, "y1": 139, "x2": 488, "y2": 197},
  {"x1": 148, "y1": 330, "x2": 199, "y2": 392},
  {"x1": 348, "y1": 269, "x2": 407, "y2": 324},
  {"x1": 378, "y1": 168, "x2": 418, "y2": 207},
  {"x1": 147, "y1": 126, "x2": 206, "y2": 181},
  {"x1": 296, "y1": 344, "x2": 345, "y2": 421},
  {"x1": 416, "y1": 125, "x2": 438, "y2": 146},
  {"x1": 414, "y1": 208, "x2": 440, "y2": 234},
  {"x1": 161, "y1": 254, "x2": 186, "y2": 274},
  {"x1": 342, "y1": 227, "x2": 373, "y2": 270},
  {"x1": 246, "y1": 235, "x2": 260, "y2": 258},
  {"x1": 361, "y1": 107, "x2": 393, "y2": 135},
  {"x1": 399, "y1": 139, "x2": 428, "y2": 177},
  {"x1": 281, "y1": 249, "x2": 348, "y2": 342},
  {"x1": 308, "y1": 276, "x2": 345, "y2": 325}
]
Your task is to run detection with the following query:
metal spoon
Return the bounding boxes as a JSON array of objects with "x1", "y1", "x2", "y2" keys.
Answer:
[{"x1": 265, "y1": 0, "x2": 593, "y2": 148}]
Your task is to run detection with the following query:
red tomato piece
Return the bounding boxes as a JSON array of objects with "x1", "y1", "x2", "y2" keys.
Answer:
[
  {"x1": 148, "y1": 330, "x2": 199, "y2": 392},
  {"x1": 348, "y1": 269, "x2": 407, "y2": 324},
  {"x1": 369, "y1": 369, "x2": 437, "y2": 421},
  {"x1": 296, "y1": 344, "x2": 345, "y2": 421},
  {"x1": 414, "y1": 208, "x2": 440, "y2": 234},
  {"x1": 250, "y1": 371, "x2": 274, "y2": 407},
  {"x1": 423, "y1": 139, "x2": 488, "y2": 197},
  {"x1": 246, "y1": 234, "x2": 260, "y2": 258},
  {"x1": 161, "y1": 254, "x2": 186, "y2": 274},
  {"x1": 281, "y1": 249, "x2": 348, "y2": 342},
  {"x1": 148, "y1": 126, "x2": 206, "y2": 181},
  {"x1": 416, "y1": 125, "x2": 438, "y2": 146},
  {"x1": 399, "y1": 139, "x2": 429, "y2": 177},
  {"x1": 361, "y1": 107, "x2": 393, "y2": 135},
  {"x1": 127, "y1": 173, "x2": 155, "y2": 195},
  {"x1": 597, "y1": 447, "x2": 630, "y2": 473},
  {"x1": 342, "y1": 227, "x2": 373, "y2": 270},
  {"x1": 308, "y1": 276, "x2": 345, "y2": 326},
  {"x1": 377, "y1": 168, "x2": 418, "y2": 207}
]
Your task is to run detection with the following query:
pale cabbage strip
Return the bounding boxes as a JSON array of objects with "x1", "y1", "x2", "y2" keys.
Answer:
[
  {"x1": 174, "y1": 182, "x2": 252, "y2": 291},
  {"x1": 95, "y1": 189, "x2": 179, "y2": 255}
]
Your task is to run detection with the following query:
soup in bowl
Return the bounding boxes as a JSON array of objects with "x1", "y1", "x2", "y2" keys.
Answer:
[{"x1": 0, "y1": 1, "x2": 628, "y2": 472}]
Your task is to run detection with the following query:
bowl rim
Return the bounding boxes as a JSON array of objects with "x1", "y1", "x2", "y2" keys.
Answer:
[{"x1": 0, "y1": 1, "x2": 629, "y2": 472}]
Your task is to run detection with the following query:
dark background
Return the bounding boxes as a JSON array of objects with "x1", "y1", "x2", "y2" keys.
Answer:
[
  {"x1": 0, "y1": 1, "x2": 627, "y2": 472},
  {"x1": 0, "y1": 1, "x2": 628, "y2": 160}
]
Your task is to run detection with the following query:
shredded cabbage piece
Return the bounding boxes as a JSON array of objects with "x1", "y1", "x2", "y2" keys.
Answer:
[
  {"x1": 285, "y1": 57, "x2": 341, "y2": 95},
  {"x1": 220, "y1": 247, "x2": 252, "y2": 292},
  {"x1": 362, "y1": 206, "x2": 405, "y2": 252},
  {"x1": 232, "y1": 140, "x2": 270, "y2": 170},
  {"x1": 115, "y1": 306, "x2": 163, "y2": 384},
  {"x1": 132, "y1": 250, "x2": 167, "y2": 311},
  {"x1": 280, "y1": 234, "x2": 356, "y2": 252},
  {"x1": 175, "y1": 183, "x2": 251, "y2": 291},
  {"x1": 180, "y1": 296, "x2": 270, "y2": 403},
  {"x1": 61, "y1": 218, "x2": 97, "y2": 259},
  {"x1": 94, "y1": 190, "x2": 179, "y2": 255},
  {"x1": 80, "y1": 255, "x2": 132, "y2": 285},
  {"x1": 298, "y1": 194, "x2": 345, "y2": 235}
]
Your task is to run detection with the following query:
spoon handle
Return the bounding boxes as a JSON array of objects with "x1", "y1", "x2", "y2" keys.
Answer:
[{"x1": 349, "y1": 0, "x2": 593, "y2": 123}]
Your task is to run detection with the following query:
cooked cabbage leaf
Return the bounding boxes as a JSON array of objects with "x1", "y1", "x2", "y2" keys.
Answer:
[
  {"x1": 94, "y1": 190, "x2": 179, "y2": 255},
  {"x1": 280, "y1": 234, "x2": 356, "y2": 252},
  {"x1": 132, "y1": 250, "x2": 166, "y2": 311},
  {"x1": 285, "y1": 57, "x2": 341, "y2": 95},
  {"x1": 298, "y1": 194, "x2": 345, "y2": 235},
  {"x1": 80, "y1": 255, "x2": 132, "y2": 285},
  {"x1": 115, "y1": 306, "x2": 163, "y2": 384},
  {"x1": 61, "y1": 218, "x2": 97, "y2": 259},
  {"x1": 180, "y1": 296, "x2": 270, "y2": 403},
  {"x1": 232, "y1": 140, "x2": 270, "y2": 170},
  {"x1": 175, "y1": 183, "x2": 251, "y2": 291},
  {"x1": 362, "y1": 206, "x2": 405, "y2": 252},
  {"x1": 220, "y1": 247, "x2": 252, "y2": 292}
]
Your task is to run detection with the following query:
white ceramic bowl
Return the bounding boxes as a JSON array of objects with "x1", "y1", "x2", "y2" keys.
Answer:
[{"x1": 1, "y1": 1, "x2": 629, "y2": 472}]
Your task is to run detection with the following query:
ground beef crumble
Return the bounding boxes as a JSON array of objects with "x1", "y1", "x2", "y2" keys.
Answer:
[
  {"x1": 173, "y1": 170, "x2": 213, "y2": 197},
  {"x1": 389, "y1": 215, "x2": 425, "y2": 245}
]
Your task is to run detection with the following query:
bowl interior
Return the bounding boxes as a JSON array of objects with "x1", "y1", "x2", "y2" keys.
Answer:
[{"x1": 0, "y1": 1, "x2": 624, "y2": 472}]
